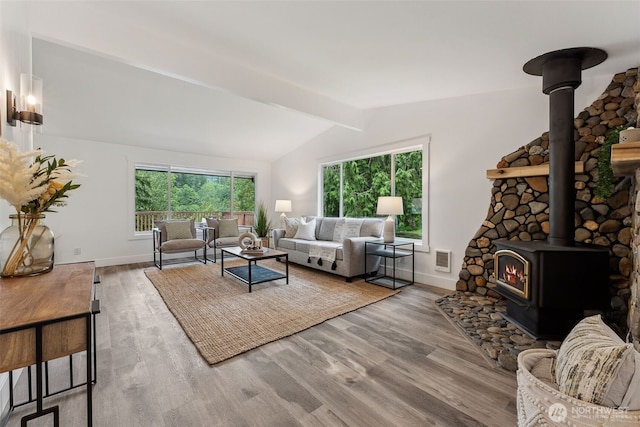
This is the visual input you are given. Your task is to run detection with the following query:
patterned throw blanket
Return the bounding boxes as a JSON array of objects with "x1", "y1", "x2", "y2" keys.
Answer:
[{"x1": 308, "y1": 219, "x2": 363, "y2": 270}]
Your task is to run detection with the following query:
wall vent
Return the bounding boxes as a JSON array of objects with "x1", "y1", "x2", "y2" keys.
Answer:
[{"x1": 435, "y1": 249, "x2": 451, "y2": 273}]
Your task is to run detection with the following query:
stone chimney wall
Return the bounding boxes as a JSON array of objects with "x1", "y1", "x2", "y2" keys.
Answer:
[{"x1": 457, "y1": 68, "x2": 639, "y2": 336}]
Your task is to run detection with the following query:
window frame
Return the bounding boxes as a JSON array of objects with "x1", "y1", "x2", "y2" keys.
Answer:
[
  {"x1": 317, "y1": 135, "x2": 430, "y2": 250},
  {"x1": 131, "y1": 161, "x2": 257, "y2": 237}
]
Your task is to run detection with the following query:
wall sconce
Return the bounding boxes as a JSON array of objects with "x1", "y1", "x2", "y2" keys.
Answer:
[
  {"x1": 6, "y1": 74, "x2": 44, "y2": 126},
  {"x1": 376, "y1": 196, "x2": 404, "y2": 243}
]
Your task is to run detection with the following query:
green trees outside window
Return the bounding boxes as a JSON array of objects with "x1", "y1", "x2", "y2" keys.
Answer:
[
  {"x1": 321, "y1": 149, "x2": 423, "y2": 240},
  {"x1": 134, "y1": 165, "x2": 256, "y2": 232}
]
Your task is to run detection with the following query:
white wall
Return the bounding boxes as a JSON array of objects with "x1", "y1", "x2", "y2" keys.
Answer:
[
  {"x1": 32, "y1": 134, "x2": 271, "y2": 267},
  {"x1": 272, "y1": 75, "x2": 614, "y2": 290},
  {"x1": 0, "y1": 0, "x2": 32, "y2": 227}
]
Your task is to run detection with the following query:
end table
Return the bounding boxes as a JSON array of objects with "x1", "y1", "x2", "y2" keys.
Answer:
[{"x1": 365, "y1": 239, "x2": 414, "y2": 289}]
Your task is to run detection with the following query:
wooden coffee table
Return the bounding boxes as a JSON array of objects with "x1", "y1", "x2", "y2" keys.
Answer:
[{"x1": 220, "y1": 246, "x2": 288, "y2": 292}]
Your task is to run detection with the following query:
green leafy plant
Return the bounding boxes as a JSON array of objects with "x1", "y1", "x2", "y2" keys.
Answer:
[
  {"x1": 254, "y1": 200, "x2": 271, "y2": 238},
  {"x1": 594, "y1": 126, "x2": 624, "y2": 200},
  {"x1": 595, "y1": 126, "x2": 624, "y2": 200}
]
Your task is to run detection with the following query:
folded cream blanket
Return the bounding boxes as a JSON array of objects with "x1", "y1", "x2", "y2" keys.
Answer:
[
  {"x1": 308, "y1": 219, "x2": 364, "y2": 270},
  {"x1": 309, "y1": 243, "x2": 340, "y2": 265}
]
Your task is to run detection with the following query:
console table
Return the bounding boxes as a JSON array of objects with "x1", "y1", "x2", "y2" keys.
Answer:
[{"x1": 0, "y1": 262, "x2": 99, "y2": 426}]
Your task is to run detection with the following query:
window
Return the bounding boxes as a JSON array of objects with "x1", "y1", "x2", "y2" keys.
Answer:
[
  {"x1": 134, "y1": 164, "x2": 256, "y2": 232},
  {"x1": 320, "y1": 148, "x2": 423, "y2": 240}
]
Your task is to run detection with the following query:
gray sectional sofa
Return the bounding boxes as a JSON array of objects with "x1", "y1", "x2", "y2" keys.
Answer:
[{"x1": 273, "y1": 216, "x2": 385, "y2": 281}]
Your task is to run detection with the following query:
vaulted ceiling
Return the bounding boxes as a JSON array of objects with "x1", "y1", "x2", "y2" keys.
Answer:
[{"x1": 23, "y1": 1, "x2": 640, "y2": 161}]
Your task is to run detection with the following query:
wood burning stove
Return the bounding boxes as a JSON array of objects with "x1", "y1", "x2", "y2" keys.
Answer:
[
  {"x1": 495, "y1": 240, "x2": 608, "y2": 339},
  {"x1": 493, "y1": 48, "x2": 610, "y2": 340}
]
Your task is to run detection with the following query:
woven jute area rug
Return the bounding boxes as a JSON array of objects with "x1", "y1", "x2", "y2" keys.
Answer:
[{"x1": 144, "y1": 259, "x2": 399, "y2": 365}]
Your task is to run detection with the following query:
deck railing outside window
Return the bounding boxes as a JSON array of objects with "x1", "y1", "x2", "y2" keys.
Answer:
[{"x1": 135, "y1": 211, "x2": 255, "y2": 232}]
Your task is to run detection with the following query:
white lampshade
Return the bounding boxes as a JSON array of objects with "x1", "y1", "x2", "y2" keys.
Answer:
[
  {"x1": 275, "y1": 200, "x2": 292, "y2": 213},
  {"x1": 377, "y1": 197, "x2": 403, "y2": 243},
  {"x1": 376, "y1": 196, "x2": 404, "y2": 215}
]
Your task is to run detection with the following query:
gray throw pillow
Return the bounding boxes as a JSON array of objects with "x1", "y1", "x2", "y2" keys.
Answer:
[
  {"x1": 165, "y1": 220, "x2": 193, "y2": 240},
  {"x1": 218, "y1": 219, "x2": 239, "y2": 238},
  {"x1": 284, "y1": 217, "x2": 299, "y2": 238}
]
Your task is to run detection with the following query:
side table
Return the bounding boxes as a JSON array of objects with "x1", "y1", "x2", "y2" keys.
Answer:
[
  {"x1": 365, "y1": 239, "x2": 414, "y2": 289},
  {"x1": 0, "y1": 262, "x2": 99, "y2": 427}
]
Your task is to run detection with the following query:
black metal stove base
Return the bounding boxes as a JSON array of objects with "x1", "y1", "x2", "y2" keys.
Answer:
[{"x1": 503, "y1": 299, "x2": 584, "y2": 340}]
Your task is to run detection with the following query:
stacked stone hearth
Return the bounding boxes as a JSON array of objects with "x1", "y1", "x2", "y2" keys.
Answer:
[
  {"x1": 435, "y1": 292, "x2": 562, "y2": 371},
  {"x1": 455, "y1": 68, "x2": 639, "y2": 355}
]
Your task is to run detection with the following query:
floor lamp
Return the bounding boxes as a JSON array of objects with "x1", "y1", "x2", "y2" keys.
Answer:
[{"x1": 376, "y1": 196, "x2": 403, "y2": 243}]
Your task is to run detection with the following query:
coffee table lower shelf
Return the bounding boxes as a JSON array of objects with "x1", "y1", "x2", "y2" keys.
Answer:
[
  {"x1": 221, "y1": 247, "x2": 289, "y2": 292},
  {"x1": 224, "y1": 265, "x2": 286, "y2": 290}
]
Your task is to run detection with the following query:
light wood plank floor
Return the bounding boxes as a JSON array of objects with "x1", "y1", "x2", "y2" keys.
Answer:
[{"x1": 6, "y1": 262, "x2": 517, "y2": 426}]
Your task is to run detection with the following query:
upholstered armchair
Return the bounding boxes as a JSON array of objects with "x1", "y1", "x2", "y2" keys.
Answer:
[
  {"x1": 153, "y1": 219, "x2": 207, "y2": 269},
  {"x1": 205, "y1": 217, "x2": 252, "y2": 262}
]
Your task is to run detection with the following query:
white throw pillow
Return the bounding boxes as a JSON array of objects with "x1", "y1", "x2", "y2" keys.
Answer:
[{"x1": 294, "y1": 218, "x2": 316, "y2": 241}]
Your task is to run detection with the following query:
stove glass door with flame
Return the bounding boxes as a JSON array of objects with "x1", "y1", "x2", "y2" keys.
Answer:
[{"x1": 495, "y1": 249, "x2": 530, "y2": 300}]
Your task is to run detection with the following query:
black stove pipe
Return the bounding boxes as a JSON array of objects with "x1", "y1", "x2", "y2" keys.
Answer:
[
  {"x1": 548, "y1": 86, "x2": 576, "y2": 246},
  {"x1": 524, "y1": 48, "x2": 607, "y2": 247}
]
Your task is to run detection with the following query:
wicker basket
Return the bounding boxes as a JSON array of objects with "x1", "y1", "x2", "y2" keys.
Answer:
[{"x1": 517, "y1": 349, "x2": 640, "y2": 426}]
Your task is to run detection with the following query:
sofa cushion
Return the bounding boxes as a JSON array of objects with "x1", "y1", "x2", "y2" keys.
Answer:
[
  {"x1": 277, "y1": 238, "x2": 297, "y2": 251},
  {"x1": 361, "y1": 218, "x2": 384, "y2": 238},
  {"x1": 556, "y1": 314, "x2": 640, "y2": 409},
  {"x1": 211, "y1": 236, "x2": 239, "y2": 248},
  {"x1": 318, "y1": 218, "x2": 338, "y2": 241},
  {"x1": 294, "y1": 218, "x2": 316, "y2": 241},
  {"x1": 294, "y1": 240, "x2": 313, "y2": 254},
  {"x1": 284, "y1": 217, "x2": 299, "y2": 238},
  {"x1": 160, "y1": 238, "x2": 205, "y2": 252}
]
